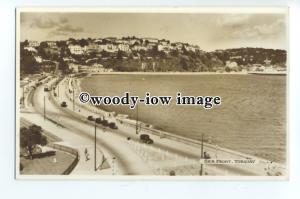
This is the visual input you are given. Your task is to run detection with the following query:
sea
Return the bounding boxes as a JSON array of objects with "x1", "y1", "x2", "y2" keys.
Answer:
[{"x1": 80, "y1": 74, "x2": 286, "y2": 163}]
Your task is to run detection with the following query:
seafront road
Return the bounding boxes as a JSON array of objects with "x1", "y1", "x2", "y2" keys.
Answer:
[{"x1": 22, "y1": 78, "x2": 153, "y2": 175}]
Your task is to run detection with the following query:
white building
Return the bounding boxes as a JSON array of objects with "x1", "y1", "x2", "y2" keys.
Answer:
[
  {"x1": 115, "y1": 39, "x2": 129, "y2": 45},
  {"x1": 86, "y1": 43, "x2": 99, "y2": 53},
  {"x1": 185, "y1": 45, "x2": 199, "y2": 52},
  {"x1": 68, "y1": 45, "x2": 86, "y2": 55},
  {"x1": 118, "y1": 44, "x2": 130, "y2": 52},
  {"x1": 146, "y1": 43, "x2": 157, "y2": 50},
  {"x1": 226, "y1": 61, "x2": 238, "y2": 69},
  {"x1": 94, "y1": 39, "x2": 103, "y2": 43},
  {"x1": 129, "y1": 39, "x2": 140, "y2": 45},
  {"x1": 142, "y1": 38, "x2": 159, "y2": 44},
  {"x1": 158, "y1": 44, "x2": 172, "y2": 53},
  {"x1": 89, "y1": 63, "x2": 105, "y2": 72},
  {"x1": 69, "y1": 63, "x2": 79, "y2": 73},
  {"x1": 264, "y1": 58, "x2": 272, "y2": 66},
  {"x1": 24, "y1": 47, "x2": 37, "y2": 53},
  {"x1": 46, "y1": 41, "x2": 57, "y2": 48},
  {"x1": 28, "y1": 40, "x2": 40, "y2": 47},
  {"x1": 230, "y1": 55, "x2": 243, "y2": 60},
  {"x1": 79, "y1": 64, "x2": 113, "y2": 73},
  {"x1": 34, "y1": 56, "x2": 42, "y2": 63},
  {"x1": 160, "y1": 41, "x2": 169, "y2": 46},
  {"x1": 103, "y1": 44, "x2": 118, "y2": 53},
  {"x1": 174, "y1": 42, "x2": 183, "y2": 50},
  {"x1": 132, "y1": 45, "x2": 147, "y2": 51},
  {"x1": 63, "y1": 57, "x2": 76, "y2": 63}
]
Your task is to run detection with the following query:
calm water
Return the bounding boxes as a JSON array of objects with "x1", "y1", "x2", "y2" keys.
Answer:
[{"x1": 81, "y1": 74, "x2": 286, "y2": 163}]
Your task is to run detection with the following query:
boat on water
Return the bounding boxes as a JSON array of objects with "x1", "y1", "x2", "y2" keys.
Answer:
[
  {"x1": 248, "y1": 71, "x2": 287, "y2": 75},
  {"x1": 248, "y1": 64, "x2": 287, "y2": 75}
]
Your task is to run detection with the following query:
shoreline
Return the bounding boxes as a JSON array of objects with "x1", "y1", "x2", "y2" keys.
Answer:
[
  {"x1": 76, "y1": 75, "x2": 285, "y2": 168},
  {"x1": 85, "y1": 71, "x2": 249, "y2": 75}
]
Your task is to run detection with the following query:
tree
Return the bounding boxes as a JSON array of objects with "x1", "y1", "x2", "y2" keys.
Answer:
[
  {"x1": 20, "y1": 48, "x2": 39, "y2": 74},
  {"x1": 68, "y1": 38, "x2": 77, "y2": 45},
  {"x1": 225, "y1": 66, "x2": 231, "y2": 72},
  {"x1": 56, "y1": 41, "x2": 67, "y2": 48},
  {"x1": 58, "y1": 58, "x2": 69, "y2": 74},
  {"x1": 79, "y1": 39, "x2": 88, "y2": 47},
  {"x1": 20, "y1": 125, "x2": 47, "y2": 159},
  {"x1": 149, "y1": 45, "x2": 159, "y2": 57},
  {"x1": 182, "y1": 45, "x2": 189, "y2": 56},
  {"x1": 180, "y1": 56, "x2": 189, "y2": 71},
  {"x1": 116, "y1": 50, "x2": 125, "y2": 60},
  {"x1": 170, "y1": 49, "x2": 179, "y2": 57},
  {"x1": 23, "y1": 39, "x2": 29, "y2": 47},
  {"x1": 39, "y1": 41, "x2": 48, "y2": 48}
]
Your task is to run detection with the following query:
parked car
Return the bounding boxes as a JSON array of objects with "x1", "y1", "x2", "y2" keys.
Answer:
[
  {"x1": 61, "y1": 101, "x2": 67, "y2": 107},
  {"x1": 95, "y1": 117, "x2": 102, "y2": 124},
  {"x1": 102, "y1": 119, "x2": 109, "y2": 126},
  {"x1": 140, "y1": 134, "x2": 154, "y2": 144},
  {"x1": 109, "y1": 122, "x2": 118, "y2": 129},
  {"x1": 146, "y1": 138, "x2": 154, "y2": 144},
  {"x1": 87, "y1": 115, "x2": 95, "y2": 121}
]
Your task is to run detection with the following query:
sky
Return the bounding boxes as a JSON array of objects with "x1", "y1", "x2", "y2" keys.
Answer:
[{"x1": 20, "y1": 11, "x2": 287, "y2": 51}]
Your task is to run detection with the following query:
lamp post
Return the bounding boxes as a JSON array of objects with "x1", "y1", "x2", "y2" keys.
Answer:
[
  {"x1": 94, "y1": 121, "x2": 97, "y2": 171},
  {"x1": 57, "y1": 82, "x2": 60, "y2": 98},
  {"x1": 200, "y1": 134, "x2": 204, "y2": 176},
  {"x1": 43, "y1": 95, "x2": 46, "y2": 121},
  {"x1": 22, "y1": 85, "x2": 25, "y2": 105},
  {"x1": 136, "y1": 103, "x2": 139, "y2": 134},
  {"x1": 72, "y1": 86, "x2": 75, "y2": 111}
]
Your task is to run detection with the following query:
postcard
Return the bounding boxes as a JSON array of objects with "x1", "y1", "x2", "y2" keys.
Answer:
[{"x1": 16, "y1": 7, "x2": 288, "y2": 179}]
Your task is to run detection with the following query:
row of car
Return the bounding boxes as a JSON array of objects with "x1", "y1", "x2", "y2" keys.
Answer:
[
  {"x1": 58, "y1": 97, "x2": 153, "y2": 144},
  {"x1": 87, "y1": 115, "x2": 118, "y2": 129}
]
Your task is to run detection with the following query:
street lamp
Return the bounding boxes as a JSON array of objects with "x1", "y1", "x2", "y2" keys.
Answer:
[
  {"x1": 94, "y1": 121, "x2": 97, "y2": 171},
  {"x1": 43, "y1": 86, "x2": 48, "y2": 121},
  {"x1": 200, "y1": 134, "x2": 204, "y2": 176},
  {"x1": 73, "y1": 85, "x2": 75, "y2": 111},
  {"x1": 22, "y1": 85, "x2": 25, "y2": 106},
  {"x1": 44, "y1": 95, "x2": 46, "y2": 120}
]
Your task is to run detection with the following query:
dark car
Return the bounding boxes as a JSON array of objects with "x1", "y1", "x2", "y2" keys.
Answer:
[
  {"x1": 87, "y1": 115, "x2": 95, "y2": 121},
  {"x1": 102, "y1": 119, "x2": 109, "y2": 126},
  {"x1": 146, "y1": 138, "x2": 154, "y2": 144},
  {"x1": 95, "y1": 117, "x2": 102, "y2": 124},
  {"x1": 140, "y1": 134, "x2": 150, "y2": 141},
  {"x1": 44, "y1": 87, "x2": 49, "y2": 92},
  {"x1": 109, "y1": 122, "x2": 118, "y2": 129},
  {"x1": 61, "y1": 101, "x2": 67, "y2": 107},
  {"x1": 140, "y1": 134, "x2": 154, "y2": 144}
]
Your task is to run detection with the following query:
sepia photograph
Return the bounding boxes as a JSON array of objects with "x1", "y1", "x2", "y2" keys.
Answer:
[{"x1": 16, "y1": 7, "x2": 288, "y2": 179}]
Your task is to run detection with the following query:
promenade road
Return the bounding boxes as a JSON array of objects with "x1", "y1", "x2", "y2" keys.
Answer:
[{"x1": 21, "y1": 78, "x2": 153, "y2": 175}]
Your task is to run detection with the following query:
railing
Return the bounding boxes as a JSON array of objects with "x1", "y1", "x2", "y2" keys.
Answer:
[
  {"x1": 48, "y1": 143, "x2": 80, "y2": 175},
  {"x1": 20, "y1": 118, "x2": 79, "y2": 175}
]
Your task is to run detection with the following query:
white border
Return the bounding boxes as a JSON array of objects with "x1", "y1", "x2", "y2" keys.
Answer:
[{"x1": 1, "y1": 1, "x2": 299, "y2": 198}]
